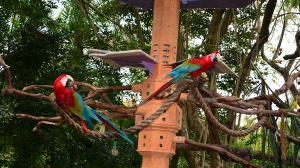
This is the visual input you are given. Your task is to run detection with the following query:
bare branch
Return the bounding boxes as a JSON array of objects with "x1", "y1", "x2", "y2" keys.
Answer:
[
  {"x1": 85, "y1": 99, "x2": 136, "y2": 114},
  {"x1": 33, "y1": 120, "x2": 65, "y2": 131},
  {"x1": 0, "y1": 54, "x2": 12, "y2": 90},
  {"x1": 132, "y1": 6, "x2": 144, "y2": 49},
  {"x1": 100, "y1": 111, "x2": 135, "y2": 120},
  {"x1": 83, "y1": 0, "x2": 137, "y2": 49},
  {"x1": 185, "y1": 139, "x2": 261, "y2": 168},
  {"x1": 22, "y1": 85, "x2": 53, "y2": 91},
  {"x1": 72, "y1": 0, "x2": 116, "y2": 50},
  {"x1": 16, "y1": 113, "x2": 62, "y2": 121}
]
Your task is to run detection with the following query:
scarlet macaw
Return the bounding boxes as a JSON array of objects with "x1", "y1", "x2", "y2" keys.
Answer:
[
  {"x1": 139, "y1": 51, "x2": 221, "y2": 106},
  {"x1": 53, "y1": 74, "x2": 133, "y2": 144}
]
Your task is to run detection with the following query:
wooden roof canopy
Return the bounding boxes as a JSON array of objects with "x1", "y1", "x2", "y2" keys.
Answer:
[{"x1": 115, "y1": 0, "x2": 256, "y2": 9}]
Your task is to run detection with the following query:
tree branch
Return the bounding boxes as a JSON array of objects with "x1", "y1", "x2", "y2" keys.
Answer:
[
  {"x1": 82, "y1": 0, "x2": 137, "y2": 49},
  {"x1": 132, "y1": 6, "x2": 144, "y2": 49},
  {"x1": 72, "y1": 0, "x2": 116, "y2": 50}
]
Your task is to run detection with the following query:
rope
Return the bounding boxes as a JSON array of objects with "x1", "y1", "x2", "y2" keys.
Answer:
[
  {"x1": 279, "y1": 108, "x2": 287, "y2": 160},
  {"x1": 263, "y1": 120, "x2": 300, "y2": 145},
  {"x1": 50, "y1": 78, "x2": 195, "y2": 139},
  {"x1": 49, "y1": 77, "x2": 300, "y2": 146},
  {"x1": 262, "y1": 94, "x2": 271, "y2": 110},
  {"x1": 192, "y1": 87, "x2": 266, "y2": 137}
]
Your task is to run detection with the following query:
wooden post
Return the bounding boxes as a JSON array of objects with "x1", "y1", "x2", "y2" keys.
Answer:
[{"x1": 134, "y1": 0, "x2": 182, "y2": 167}]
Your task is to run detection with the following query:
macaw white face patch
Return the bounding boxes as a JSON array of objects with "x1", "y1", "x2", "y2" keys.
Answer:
[
  {"x1": 60, "y1": 76, "x2": 68, "y2": 87},
  {"x1": 216, "y1": 53, "x2": 220, "y2": 62}
]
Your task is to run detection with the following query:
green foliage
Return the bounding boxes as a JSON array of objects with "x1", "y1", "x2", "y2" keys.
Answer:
[
  {"x1": 0, "y1": 0, "x2": 141, "y2": 167},
  {"x1": 1, "y1": 0, "x2": 300, "y2": 167}
]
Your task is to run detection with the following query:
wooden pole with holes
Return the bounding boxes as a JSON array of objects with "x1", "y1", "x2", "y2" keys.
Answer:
[{"x1": 132, "y1": 0, "x2": 184, "y2": 167}]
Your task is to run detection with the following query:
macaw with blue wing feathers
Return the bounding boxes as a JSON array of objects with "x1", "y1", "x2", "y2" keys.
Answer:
[
  {"x1": 54, "y1": 74, "x2": 133, "y2": 144},
  {"x1": 139, "y1": 51, "x2": 221, "y2": 106}
]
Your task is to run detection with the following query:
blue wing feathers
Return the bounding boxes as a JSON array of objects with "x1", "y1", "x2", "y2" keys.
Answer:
[{"x1": 74, "y1": 92, "x2": 93, "y2": 128}]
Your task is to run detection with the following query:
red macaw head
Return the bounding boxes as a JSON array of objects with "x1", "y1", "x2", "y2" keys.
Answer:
[
  {"x1": 54, "y1": 74, "x2": 74, "y2": 89},
  {"x1": 210, "y1": 51, "x2": 220, "y2": 63}
]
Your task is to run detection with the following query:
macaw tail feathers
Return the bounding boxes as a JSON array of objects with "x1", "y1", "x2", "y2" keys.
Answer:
[
  {"x1": 88, "y1": 108, "x2": 133, "y2": 144},
  {"x1": 138, "y1": 78, "x2": 176, "y2": 106},
  {"x1": 73, "y1": 114, "x2": 90, "y2": 135}
]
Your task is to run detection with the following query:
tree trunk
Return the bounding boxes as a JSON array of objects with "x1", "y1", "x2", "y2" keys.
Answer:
[
  {"x1": 237, "y1": 0, "x2": 277, "y2": 96},
  {"x1": 132, "y1": 6, "x2": 144, "y2": 49}
]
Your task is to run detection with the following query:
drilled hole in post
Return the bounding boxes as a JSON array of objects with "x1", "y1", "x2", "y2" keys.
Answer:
[
  {"x1": 178, "y1": 120, "x2": 180, "y2": 123},
  {"x1": 147, "y1": 84, "x2": 150, "y2": 88},
  {"x1": 142, "y1": 117, "x2": 144, "y2": 120},
  {"x1": 143, "y1": 143, "x2": 145, "y2": 147},
  {"x1": 163, "y1": 110, "x2": 166, "y2": 113},
  {"x1": 160, "y1": 136, "x2": 163, "y2": 139},
  {"x1": 144, "y1": 135, "x2": 146, "y2": 139},
  {"x1": 147, "y1": 92, "x2": 149, "y2": 95},
  {"x1": 162, "y1": 117, "x2": 166, "y2": 121},
  {"x1": 159, "y1": 144, "x2": 163, "y2": 147}
]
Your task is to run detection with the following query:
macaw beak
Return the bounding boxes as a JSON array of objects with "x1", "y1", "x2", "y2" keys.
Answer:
[
  {"x1": 66, "y1": 78, "x2": 74, "y2": 89},
  {"x1": 65, "y1": 75, "x2": 74, "y2": 89}
]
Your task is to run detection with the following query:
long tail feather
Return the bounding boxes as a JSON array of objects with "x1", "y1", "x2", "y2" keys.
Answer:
[
  {"x1": 87, "y1": 108, "x2": 133, "y2": 144},
  {"x1": 139, "y1": 78, "x2": 176, "y2": 106},
  {"x1": 73, "y1": 115, "x2": 90, "y2": 135},
  {"x1": 95, "y1": 113, "x2": 133, "y2": 144}
]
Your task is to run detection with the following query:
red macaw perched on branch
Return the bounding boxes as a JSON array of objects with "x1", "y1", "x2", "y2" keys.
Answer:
[
  {"x1": 53, "y1": 74, "x2": 133, "y2": 144},
  {"x1": 139, "y1": 51, "x2": 233, "y2": 106}
]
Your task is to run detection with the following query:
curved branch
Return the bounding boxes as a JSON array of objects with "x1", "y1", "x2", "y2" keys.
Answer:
[
  {"x1": 86, "y1": 100, "x2": 136, "y2": 114},
  {"x1": 193, "y1": 87, "x2": 267, "y2": 137},
  {"x1": 2, "y1": 88, "x2": 51, "y2": 102},
  {"x1": 22, "y1": 85, "x2": 53, "y2": 91},
  {"x1": 177, "y1": 143, "x2": 300, "y2": 166},
  {"x1": 100, "y1": 111, "x2": 135, "y2": 120},
  {"x1": 0, "y1": 54, "x2": 12, "y2": 90},
  {"x1": 83, "y1": 0, "x2": 137, "y2": 49},
  {"x1": 33, "y1": 120, "x2": 65, "y2": 131},
  {"x1": 185, "y1": 139, "x2": 261, "y2": 168},
  {"x1": 16, "y1": 114, "x2": 62, "y2": 121},
  {"x1": 72, "y1": 0, "x2": 116, "y2": 50}
]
